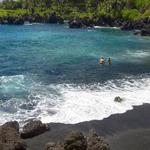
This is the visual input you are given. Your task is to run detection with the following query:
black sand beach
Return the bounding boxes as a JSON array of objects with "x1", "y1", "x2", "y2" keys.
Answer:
[{"x1": 26, "y1": 104, "x2": 150, "y2": 150}]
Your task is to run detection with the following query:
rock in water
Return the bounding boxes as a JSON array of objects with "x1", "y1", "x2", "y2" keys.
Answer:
[
  {"x1": 64, "y1": 131, "x2": 87, "y2": 150},
  {"x1": 0, "y1": 122, "x2": 27, "y2": 150},
  {"x1": 114, "y1": 96, "x2": 123, "y2": 102},
  {"x1": 21, "y1": 120, "x2": 49, "y2": 139},
  {"x1": 121, "y1": 21, "x2": 134, "y2": 30},
  {"x1": 69, "y1": 20, "x2": 83, "y2": 28}
]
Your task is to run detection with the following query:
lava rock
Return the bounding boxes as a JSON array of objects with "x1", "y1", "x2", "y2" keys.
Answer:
[
  {"x1": 114, "y1": 96, "x2": 123, "y2": 102},
  {"x1": 45, "y1": 142, "x2": 64, "y2": 150},
  {"x1": 64, "y1": 131, "x2": 87, "y2": 150},
  {"x1": 0, "y1": 16, "x2": 24, "y2": 25},
  {"x1": 45, "y1": 131, "x2": 110, "y2": 150},
  {"x1": 2, "y1": 121, "x2": 19, "y2": 133},
  {"x1": 47, "y1": 13, "x2": 63, "y2": 24},
  {"x1": 21, "y1": 120, "x2": 49, "y2": 139},
  {"x1": 140, "y1": 29, "x2": 150, "y2": 36},
  {"x1": 28, "y1": 14, "x2": 45, "y2": 23},
  {"x1": 134, "y1": 28, "x2": 150, "y2": 36},
  {"x1": 69, "y1": 20, "x2": 83, "y2": 28},
  {"x1": 0, "y1": 124, "x2": 27, "y2": 150},
  {"x1": 1, "y1": 20, "x2": 8, "y2": 25},
  {"x1": 14, "y1": 18, "x2": 24, "y2": 25},
  {"x1": 121, "y1": 21, "x2": 134, "y2": 30},
  {"x1": 87, "y1": 130, "x2": 110, "y2": 150}
]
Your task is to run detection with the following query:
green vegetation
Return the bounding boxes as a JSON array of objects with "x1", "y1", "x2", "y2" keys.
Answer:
[{"x1": 0, "y1": 0, "x2": 149, "y2": 21}]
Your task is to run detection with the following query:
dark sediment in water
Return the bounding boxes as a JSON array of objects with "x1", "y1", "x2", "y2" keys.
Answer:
[{"x1": 25, "y1": 104, "x2": 150, "y2": 150}]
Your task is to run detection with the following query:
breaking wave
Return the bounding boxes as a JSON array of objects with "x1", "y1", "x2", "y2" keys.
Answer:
[{"x1": 0, "y1": 74, "x2": 150, "y2": 126}]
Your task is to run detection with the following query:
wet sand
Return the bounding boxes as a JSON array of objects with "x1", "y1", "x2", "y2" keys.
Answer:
[{"x1": 26, "y1": 104, "x2": 150, "y2": 150}]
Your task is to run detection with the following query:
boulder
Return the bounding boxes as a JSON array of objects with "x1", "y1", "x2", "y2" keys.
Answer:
[
  {"x1": 45, "y1": 142, "x2": 64, "y2": 150},
  {"x1": 114, "y1": 96, "x2": 123, "y2": 102},
  {"x1": 140, "y1": 29, "x2": 150, "y2": 36},
  {"x1": 64, "y1": 131, "x2": 87, "y2": 150},
  {"x1": 0, "y1": 123, "x2": 27, "y2": 150},
  {"x1": 134, "y1": 28, "x2": 150, "y2": 36},
  {"x1": 121, "y1": 21, "x2": 134, "y2": 30},
  {"x1": 2, "y1": 121, "x2": 19, "y2": 133},
  {"x1": 21, "y1": 120, "x2": 49, "y2": 139},
  {"x1": 69, "y1": 20, "x2": 83, "y2": 28},
  {"x1": 87, "y1": 130, "x2": 110, "y2": 150}
]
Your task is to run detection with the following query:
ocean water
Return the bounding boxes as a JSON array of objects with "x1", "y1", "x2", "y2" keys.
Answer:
[{"x1": 0, "y1": 24, "x2": 150, "y2": 126}]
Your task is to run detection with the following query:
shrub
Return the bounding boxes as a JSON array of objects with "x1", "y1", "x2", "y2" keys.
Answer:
[{"x1": 122, "y1": 8, "x2": 142, "y2": 21}]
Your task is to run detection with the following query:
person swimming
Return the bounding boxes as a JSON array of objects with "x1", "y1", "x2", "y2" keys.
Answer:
[
  {"x1": 99, "y1": 57, "x2": 105, "y2": 64},
  {"x1": 108, "y1": 57, "x2": 112, "y2": 65}
]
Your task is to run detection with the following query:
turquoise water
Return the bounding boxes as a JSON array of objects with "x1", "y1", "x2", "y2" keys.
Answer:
[{"x1": 0, "y1": 24, "x2": 150, "y2": 125}]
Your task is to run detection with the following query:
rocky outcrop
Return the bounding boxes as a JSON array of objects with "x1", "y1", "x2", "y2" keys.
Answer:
[
  {"x1": 134, "y1": 28, "x2": 150, "y2": 36},
  {"x1": 13, "y1": 18, "x2": 24, "y2": 25},
  {"x1": 0, "y1": 16, "x2": 24, "y2": 25},
  {"x1": 121, "y1": 18, "x2": 150, "y2": 32},
  {"x1": 139, "y1": 29, "x2": 150, "y2": 36},
  {"x1": 69, "y1": 19, "x2": 84, "y2": 28},
  {"x1": 64, "y1": 132, "x2": 87, "y2": 150},
  {"x1": 0, "y1": 121, "x2": 27, "y2": 150},
  {"x1": 87, "y1": 131, "x2": 110, "y2": 150},
  {"x1": 45, "y1": 131, "x2": 110, "y2": 150},
  {"x1": 2, "y1": 121, "x2": 19, "y2": 133},
  {"x1": 69, "y1": 18, "x2": 94, "y2": 28},
  {"x1": 45, "y1": 142, "x2": 64, "y2": 150},
  {"x1": 21, "y1": 120, "x2": 49, "y2": 139},
  {"x1": 0, "y1": 12, "x2": 64, "y2": 25},
  {"x1": 28, "y1": 14, "x2": 44, "y2": 23},
  {"x1": 95, "y1": 16, "x2": 114, "y2": 27},
  {"x1": 120, "y1": 21, "x2": 134, "y2": 30},
  {"x1": 47, "y1": 13, "x2": 64, "y2": 24}
]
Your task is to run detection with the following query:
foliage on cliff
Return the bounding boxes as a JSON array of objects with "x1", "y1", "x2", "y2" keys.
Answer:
[{"x1": 0, "y1": 0, "x2": 149, "y2": 21}]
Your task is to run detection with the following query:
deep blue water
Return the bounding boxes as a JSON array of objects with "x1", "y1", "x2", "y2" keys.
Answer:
[{"x1": 0, "y1": 24, "x2": 150, "y2": 125}]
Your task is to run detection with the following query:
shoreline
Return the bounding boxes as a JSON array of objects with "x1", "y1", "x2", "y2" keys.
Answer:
[
  {"x1": 0, "y1": 20, "x2": 149, "y2": 36},
  {"x1": 25, "y1": 103, "x2": 150, "y2": 150}
]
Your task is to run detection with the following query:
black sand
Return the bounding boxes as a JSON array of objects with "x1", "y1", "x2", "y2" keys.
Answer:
[{"x1": 26, "y1": 104, "x2": 150, "y2": 150}]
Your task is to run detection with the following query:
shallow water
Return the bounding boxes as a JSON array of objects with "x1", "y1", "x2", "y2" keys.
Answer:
[{"x1": 0, "y1": 24, "x2": 150, "y2": 125}]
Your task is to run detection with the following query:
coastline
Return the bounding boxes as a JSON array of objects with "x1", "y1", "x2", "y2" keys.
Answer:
[{"x1": 25, "y1": 103, "x2": 150, "y2": 150}]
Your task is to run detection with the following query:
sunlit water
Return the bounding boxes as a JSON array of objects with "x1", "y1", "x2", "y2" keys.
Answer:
[{"x1": 0, "y1": 24, "x2": 150, "y2": 126}]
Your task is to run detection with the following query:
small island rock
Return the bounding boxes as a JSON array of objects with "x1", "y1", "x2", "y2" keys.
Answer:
[{"x1": 114, "y1": 96, "x2": 123, "y2": 102}]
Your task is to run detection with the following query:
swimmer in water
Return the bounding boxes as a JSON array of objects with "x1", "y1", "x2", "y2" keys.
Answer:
[
  {"x1": 99, "y1": 57, "x2": 105, "y2": 64},
  {"x1": 108, "y1": 57, "x2": 112, "y2": 65}
]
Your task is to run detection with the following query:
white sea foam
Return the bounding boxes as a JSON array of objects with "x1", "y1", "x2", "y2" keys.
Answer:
[
  {"x1": 125, "y1": 49, "x2": 150, "y2": 58},
  {"x1": 94, "y1": 26, "x2": 120, "y2": 30},
  {"x1": 0, "y1": 74, "x2": 150, "y2": 126}
]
